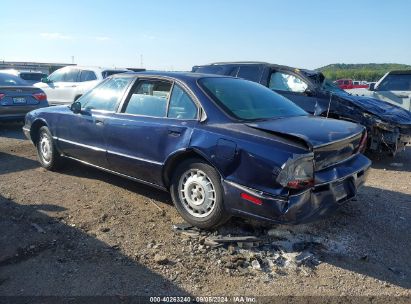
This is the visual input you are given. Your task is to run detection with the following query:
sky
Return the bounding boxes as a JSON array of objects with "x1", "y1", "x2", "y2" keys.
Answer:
[{"x1": 1, "y1": 0, "x2": 411, "y2": 71}]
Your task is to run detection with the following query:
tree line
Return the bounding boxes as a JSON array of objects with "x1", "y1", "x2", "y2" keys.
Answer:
[{"x1": 317, "y1": 63, "x2": 411, "y2": 82}]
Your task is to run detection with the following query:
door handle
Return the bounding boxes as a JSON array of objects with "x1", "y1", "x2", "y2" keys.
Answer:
[
  {"x1": 95, "y1": 119, "x2": 104, "y2": 126},
  {"x1": 168, "y1": 127, "x2": 182, "y2": 137}
]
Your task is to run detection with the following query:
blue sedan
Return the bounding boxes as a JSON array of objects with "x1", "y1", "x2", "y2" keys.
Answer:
[
  {"x1": 23, "y1": 72, "x2": 371, "y2": 228},
  {"x1": 0, "y1": 72, "x2": 49, "y2": 121}
]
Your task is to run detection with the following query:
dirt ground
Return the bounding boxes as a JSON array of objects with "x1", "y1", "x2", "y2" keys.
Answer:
[{"x1": 0, "y1": 122, "x2": 410, "y2": 301}]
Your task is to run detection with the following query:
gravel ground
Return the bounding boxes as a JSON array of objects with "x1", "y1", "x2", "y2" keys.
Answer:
[{"x1": 0, "y1": 122, "x2": 410, "y2": 301}]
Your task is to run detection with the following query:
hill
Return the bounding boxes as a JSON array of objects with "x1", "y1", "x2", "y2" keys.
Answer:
[{"x1": 317, "y1": 63, "x2": 411, "y2": 81}]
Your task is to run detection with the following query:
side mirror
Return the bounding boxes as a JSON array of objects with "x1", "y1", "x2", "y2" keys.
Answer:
[
  {"x1": 304, "y1": 88, "x2": 315, "y2": 96},
  {"x1": 70, "y1": 101, "x2": 82, "y2": 114},
  {"x1": 41, "y1": 77, "x2": 52, "y2": 83},
  {"x1": 368, "y1": 83, "x2": 375, "y2": 91}
]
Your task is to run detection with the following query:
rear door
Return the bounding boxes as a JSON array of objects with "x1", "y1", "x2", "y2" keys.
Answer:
[
  {"x1": 56, "y1": 76, "x2": 134, "y2": 167},
  {"x1": 105, "y1": 78, "x2": 198, "y2": 185},
  {"x1": 268, "y1": 69, "x2": 319, "y2": 113},
  {"x1": 373, "y1": 73, "x2": 411, "y2": 111}
]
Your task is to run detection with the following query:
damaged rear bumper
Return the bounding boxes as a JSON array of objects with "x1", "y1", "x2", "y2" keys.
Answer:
[{"x1": 222, "y1": 153, "x2": 371, "y2": 224}]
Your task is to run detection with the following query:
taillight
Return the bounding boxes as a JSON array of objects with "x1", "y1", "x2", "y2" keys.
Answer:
[
  {"x1": 358, "y1": 131, "x2": 368, "y2": 153},
  {"x1": 0, "y1": 93, "x2": 5, "y2": 100},
  {"x1": 33, "y1": 92, "x2": 47, "y2": 101},
  {"x1": 276, "y1": 153, "x2": 314, "y2": 190}
]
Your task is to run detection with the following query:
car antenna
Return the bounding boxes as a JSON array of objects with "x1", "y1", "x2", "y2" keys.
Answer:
[{"x1": 326, "y1": 92, "x2": 333, "y2": 118}]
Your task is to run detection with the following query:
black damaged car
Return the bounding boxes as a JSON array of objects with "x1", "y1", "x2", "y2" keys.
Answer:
[{"x1": 192, "y1": 62, "x2": 411, "y2": 156}]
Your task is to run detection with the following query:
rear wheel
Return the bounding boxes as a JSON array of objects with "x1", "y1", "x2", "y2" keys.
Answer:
[
  {"x1": 36, "y1": 126, "x2": 63, "y2": 170},
  {"x1": 170, "y1": 159, "x2": 230, "y2": 229}
]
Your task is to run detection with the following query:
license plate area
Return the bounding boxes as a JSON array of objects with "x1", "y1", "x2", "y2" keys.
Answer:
[
  {"x1": 13, "y1": 97, "x2": 26, "y2": 104},
  {"x1": 333, "y1": 180, "x2": 348, "y2": 202}
]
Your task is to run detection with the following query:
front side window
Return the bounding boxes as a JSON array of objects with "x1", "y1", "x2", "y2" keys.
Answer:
[
  {"x1": 269, "y1": 72, "x2": 308, "y2": 93},
  {"x1": 123, "y1": 80, "x2": 172, "y2": 117},
  {"x1": 48, "y1": 69, "x2": 66, "y2": 82},
  {"x1": 168, "y1": 85, "x2": 197, "y2": 119},
  {"x1": 200, "y1": 77, "x2": 307, "y2": 121},
  {"x1": 80, "y1": 77, "x2": 133, "y2": 112},
  {"x1": 377, "y1": 74, "x2": 411, "y2": 91},
  {"x1": 64, "y1": 69, "x2": 80, "y2": 82},
  {"x1": 80, "y1": 70, "x2": 97, "y2": 82}
]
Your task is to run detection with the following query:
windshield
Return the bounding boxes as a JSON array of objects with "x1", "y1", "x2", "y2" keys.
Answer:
[
  {"x1": 199, "y1": 77, "x2": 307, "y2": 121},
  {"x1": 321, "y1": 79, "x2": 348, "y2": 94}
]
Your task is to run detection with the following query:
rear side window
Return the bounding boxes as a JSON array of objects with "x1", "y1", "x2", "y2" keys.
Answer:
[
  {"x1": 236, "y1": 66, "x2": 263, "y2": 82},
  {"x1": 168, "y1": 85, "x2": 197, "y2": 119},
  {"x1": 80, "y1": 77, "x2": 133, "y2": 112},
  {"x1": 269, "y1": 72, "x2": 308, "y2": 93},
  {"x1": 19, "y1": 73, "x2": 47, "y2": 81},
  {"x1": 378, "y1": 74, "x2": 411, "y2": 91},
  {"x1": 79, "y1": 70, "x2": 97, "y2": 82},
  {"x1": 123, "y1": 80, "x2": 172, "y2": 117}
]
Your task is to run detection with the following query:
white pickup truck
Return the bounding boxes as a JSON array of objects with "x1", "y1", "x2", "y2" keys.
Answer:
[{"x1": 349, "y1": 70, "x2": 411, "y2": 112}]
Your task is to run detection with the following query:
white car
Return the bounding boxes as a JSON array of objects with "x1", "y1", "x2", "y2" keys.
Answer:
[
  {"x1": 34, "y1": 66, "x2": 129, "y2": 105},
  {"x1": 349, "y1": 71, "x2": 411, "y2": 112}
]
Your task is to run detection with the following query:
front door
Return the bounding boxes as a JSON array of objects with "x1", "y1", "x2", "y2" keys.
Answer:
[
  {"x1": 57, "y1": 76, "x2": 134, "y2": 167},
  {"x1": 105, "y1": 79, "x2": 198, "y2": 186}
]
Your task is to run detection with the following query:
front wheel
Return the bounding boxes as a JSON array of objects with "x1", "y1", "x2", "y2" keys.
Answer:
[
  {"x1": 36, "y1": 126, "x2": 63, "y2": 170},
  {"x1": 170, "y1": 159, "x2": 230, "y2": 229}
]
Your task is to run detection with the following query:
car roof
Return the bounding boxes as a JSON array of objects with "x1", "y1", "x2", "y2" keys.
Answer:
[
  {"x1": 59, "y1": 66, "x2": 129, "y2": 72},
  {"x1": 194, "y1": 61, "x2": 320, "y2": 76},
  {"x1": 112, "y1": 70, "x2": 234, "y2": 81},
  {"x1": 387, "y1": 70, "x2": 411, "y2": 75}
]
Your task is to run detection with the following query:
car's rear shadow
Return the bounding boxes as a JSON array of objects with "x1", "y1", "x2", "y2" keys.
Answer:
[{"x1": 58, "y1": 158, "x2": 411, "y2": 289}]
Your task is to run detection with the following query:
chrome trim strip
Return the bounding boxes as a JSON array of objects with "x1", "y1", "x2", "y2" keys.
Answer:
[
  {"x1": 56, "y1": 137, "x2": 105, "y2": 152},
  {"x1": 107, "y1": 150, "x2": 163, "y2": 166},
  {"x1": 224, "y1": 180, "x2": 287, "y2": 202},
  {"x1": 313, "y1": 165, "x2": 370, "y2": 187},
  {"x1": 55, "y1": 137, "x2": 163, "y2": 165},
  {"x1": 63, "y1": 156, "x2": 167, "y2": 191},
  {"x1": 313, "y1": 130, "x2": 364, "y2": 149}
]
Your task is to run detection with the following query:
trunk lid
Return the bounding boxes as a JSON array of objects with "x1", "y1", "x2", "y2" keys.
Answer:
[{"x1": 246, "y1": 116, "x2": 364, "y2": 170}]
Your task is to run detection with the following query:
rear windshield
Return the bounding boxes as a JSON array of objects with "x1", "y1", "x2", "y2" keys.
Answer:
[
  {"x1": 19, "y1": 73, "x2": 47, "y2": 81},
  {"x1": 378, "y1": 73, "x2": 411, "y2": 91},
  {"x1": 102, "y1": 70, "x2": 128, "y2": 79},
  {"x1": 0, "y1": 73, "x2": 28, "y2": 86},
  {"x1": 199, "y1": 77, "x2": 307, "y2": 121}
]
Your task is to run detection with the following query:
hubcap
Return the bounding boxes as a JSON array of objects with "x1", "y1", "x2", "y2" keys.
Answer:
[
  {"x1": 39, "y1": 133, "x2": 52, "y2": 164},
  {"x1": 178, "y1": 169, "x2": 216, "y2": 218}
]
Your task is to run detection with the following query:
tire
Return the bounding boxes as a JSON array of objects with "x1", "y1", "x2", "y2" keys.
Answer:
[
  {"x1": 36, "y1": 126, "x2": 63, "y2": 170},
  {"x1": 170, "y1": 158, "x2": 230, "y2": 229}
]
